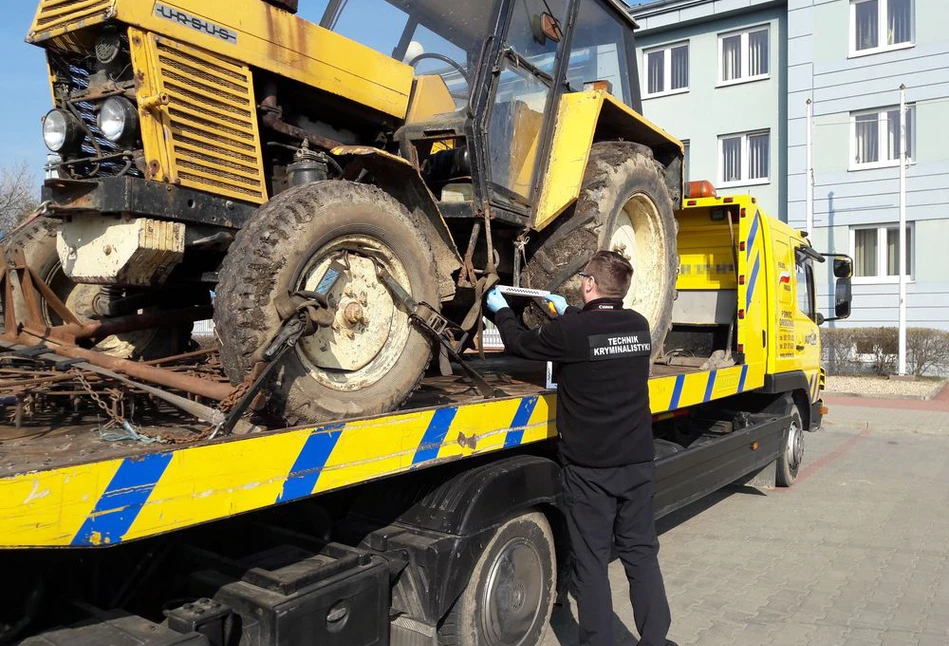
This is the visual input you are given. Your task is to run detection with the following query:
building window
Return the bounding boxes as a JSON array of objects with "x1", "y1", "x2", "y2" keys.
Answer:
[
  {"x1": 851, "y1": 0, "x2": 913, "y2": 56},
  {"x1": 718, "y1": 26, "x2": 769, "y2": 85},
  {"x1": 851, "y1": 105, "x2": 915, "y2": 168},
  {"x1": 719, "y1": 130, "x2": 769, "y2": 186},
  {"x1": 644, "y1": 42, "x2": 689, "y2": 97},
  {"x1": 852, "y1": 224, "x2": 914, "y2": 281}
]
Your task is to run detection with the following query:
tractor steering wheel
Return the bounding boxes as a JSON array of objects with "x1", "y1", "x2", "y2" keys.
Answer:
[{"x1": 407, "y1": 53, "x2": 470, "y2": 86}]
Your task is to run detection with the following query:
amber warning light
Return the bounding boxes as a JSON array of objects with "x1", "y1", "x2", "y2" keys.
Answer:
[
  {"x1": 584, "y1": 80, "x2": 614, "y2": 93},
  {"x1": 685, "y1": 180, "x2": 717, "y2": 204}
]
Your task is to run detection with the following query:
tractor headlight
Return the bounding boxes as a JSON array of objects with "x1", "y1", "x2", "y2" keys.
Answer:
[
  {"x1": 97, "y1": 96, "x2": 138, "y2": 144},
  {"x1": 42, "y1": 109, "x2": 82, "y2": 153}
]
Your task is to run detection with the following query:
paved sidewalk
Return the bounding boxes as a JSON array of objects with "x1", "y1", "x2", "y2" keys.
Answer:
[{"x1": 543, "y1": 402, "x2": 949, "y2": 646}]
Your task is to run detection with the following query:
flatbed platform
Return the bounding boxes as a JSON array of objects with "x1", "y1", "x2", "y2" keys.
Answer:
[{"x1": 0, "y1": 353, "x2": 767, "y2": 548}]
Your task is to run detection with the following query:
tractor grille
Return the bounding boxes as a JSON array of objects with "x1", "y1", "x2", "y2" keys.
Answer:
[
  {"x1": 33, "y1": 0, "x2": 114, "y2": 35},
  {"x1": 153, "y1": 37, "x2": 267, "y2": 204}
]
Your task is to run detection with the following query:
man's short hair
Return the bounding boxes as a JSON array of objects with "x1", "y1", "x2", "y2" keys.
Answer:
[{"x1": 585, "y1": 250, "x2": 633, "y2": 298}]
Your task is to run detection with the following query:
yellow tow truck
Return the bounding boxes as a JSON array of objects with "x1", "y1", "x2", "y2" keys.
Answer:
[{"x1": 0, "y1": 188, "x2": 852, "y2": 645}]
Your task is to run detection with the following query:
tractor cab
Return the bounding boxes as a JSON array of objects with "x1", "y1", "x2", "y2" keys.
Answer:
[{"x1": 310, "y1": 0, "x2": 643, "y2": 224}]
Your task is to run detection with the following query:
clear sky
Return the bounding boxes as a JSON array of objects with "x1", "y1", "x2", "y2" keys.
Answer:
[
  {"x1": 0, "y1": 0, "x2": 654, "y2": 186},
  {"x1": 0, "y1": 4, "x2": 50, "y2": 184}
]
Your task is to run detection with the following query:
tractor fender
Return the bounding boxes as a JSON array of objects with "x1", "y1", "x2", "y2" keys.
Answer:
[
  {"x1": 534, "y1": 90, "x2": 685, "y2": 231},
  {"x1": 331, "y1": 145, "x2": 461, "y2": 300}
]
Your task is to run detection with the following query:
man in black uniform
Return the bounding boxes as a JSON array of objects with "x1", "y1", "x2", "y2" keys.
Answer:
[{"x1": 485, "y1": 250, "x2": 675, "y2": 646}]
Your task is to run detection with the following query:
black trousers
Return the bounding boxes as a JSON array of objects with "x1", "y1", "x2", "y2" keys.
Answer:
[{"x1": 563, "y1": 461, "x2": 675, "y2": 646}]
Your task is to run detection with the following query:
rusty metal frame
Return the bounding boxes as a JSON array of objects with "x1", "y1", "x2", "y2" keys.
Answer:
[{"x1": 0, "y1": 246, "x2": 234, "y2": 402}]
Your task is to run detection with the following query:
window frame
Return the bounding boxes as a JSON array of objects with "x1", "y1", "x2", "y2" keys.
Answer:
[
  {"x1": 849, "y1": 104, "x2": 916, "y2": 171},
  {"x1": 642, "y1": 40, "x2": 690, "y2": 99},
  {"x1": 794, "y1": 251, "x2": 817, "y2": 322},
  {"x1": 849, "y1": 223, "x2": 916, "y2": 284},
  {"x1": 682, "y1": 139, "x2": 690, "y2": 182},
  {"x1": 849, "y1": 0, "x2": 915, "y2": 58},
  {"x1": 717, "y1": 129, "x2": 771, "y2": 188},
  {"x1": 716, "y1": 24, "x2": 770, "y2": 87}
]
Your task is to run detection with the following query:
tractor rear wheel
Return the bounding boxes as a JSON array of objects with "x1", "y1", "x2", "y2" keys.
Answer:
[
  {"x1": 214, "y1": 181, "x2": 438, "y2": 425},
  {"x1": 523, "y1": 142, "x2": 679, "y2": 360},
  {"x1": 1, "y1": 218, "x2": 193, "y2": 358}
]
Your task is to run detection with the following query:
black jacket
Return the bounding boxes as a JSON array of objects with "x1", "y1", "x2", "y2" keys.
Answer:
[{"x1": 494, "y1": 298, "x2": 654, "y2": 467}]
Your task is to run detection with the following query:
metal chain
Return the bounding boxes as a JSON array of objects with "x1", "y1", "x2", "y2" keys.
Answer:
[
  {"x1": 72, "y1": 369, "x2": 129, "y2": 428},
  {"x1": 217, "y1": 372, "x2": 255, "y2": 414},
  {"x1": 70, "y1": 369, "x2": 160, "y2": 444}
]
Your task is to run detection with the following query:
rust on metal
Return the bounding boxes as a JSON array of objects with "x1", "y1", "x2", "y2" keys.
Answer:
[
  {"x1": 18, "y1": 338, "x2": 232, "y2": 401},
  {"x1": 0, "y1": 242, "x2": 235, "y2": 403},
  {"x1": 63, "y1": 306, "x2": 213, "y2": 340}
]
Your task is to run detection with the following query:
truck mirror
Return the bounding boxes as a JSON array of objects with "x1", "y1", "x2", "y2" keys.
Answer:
[
  {"x1": 833, "y1": 257, "x2": 853, "y2": 279},
  {"x1": 816, "y1": 312, "x2": 825, "y2": 326},
  {"x1": 834, "y1": 277, "x2": 852, "y2": 319}
]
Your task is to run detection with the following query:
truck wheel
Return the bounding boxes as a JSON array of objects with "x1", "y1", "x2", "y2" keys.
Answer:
[
  {"x1": 215, "y1": 181, "x2": 438, "y2": 424},
  {"x1": 439, "y1": 512, "x2": 555, "y2": 646},
  {"x1": 776, "y1": 406, "x2": 805, "y2": 487},
  {"x1": 523, "y1": 142, "x2": 678, "y2": 359},
  {"x1": 1, "y1": 219, "x2": 191, "y2": 358}
]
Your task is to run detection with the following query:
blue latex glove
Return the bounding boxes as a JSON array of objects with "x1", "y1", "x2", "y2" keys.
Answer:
[
  {"x1": 485, "y1": 287, "x2": 510, "y2": 313},
  {"x1": 545, "y1": 294, "x2": 568, "y2": 316}
]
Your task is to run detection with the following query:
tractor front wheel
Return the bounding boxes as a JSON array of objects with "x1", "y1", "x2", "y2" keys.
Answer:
[{"x1": 214, "y1": 181, "x2": 439, "y2": 425}]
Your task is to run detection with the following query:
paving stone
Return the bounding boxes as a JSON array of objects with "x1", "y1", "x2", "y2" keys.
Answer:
[{"x1": 541, "y1": 402, "x2": 949, "y2": 646}]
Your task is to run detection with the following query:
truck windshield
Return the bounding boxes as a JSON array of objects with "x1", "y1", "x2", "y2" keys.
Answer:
[{"x1": 299, "y1": 0, "x2": 497, "y2": 105}]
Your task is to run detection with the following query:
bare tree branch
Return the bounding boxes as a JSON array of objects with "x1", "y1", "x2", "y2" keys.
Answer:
[{"x1": 0, "y1": 161, "x2": 39, "y2": 236}]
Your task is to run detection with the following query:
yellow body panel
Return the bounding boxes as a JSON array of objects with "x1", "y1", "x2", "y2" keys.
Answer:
[
  {"x1": 675, "y1": 208, "x2": 739, "y2": 291},
  {"x1": 509, "y1": 103, "x2": 546, "y2": 198},
  {"x1": 534, "y1": 90, "x2": 685, "y2": 231},
  {"x1": 405, "y1": 76, "x2": 456, "y2": 125},
  {"x1": 30, "y1": 0, "x2": 414, "y2": 120},
  {"x1": 533, "y1": 92, "x2": 602, "y2": 228}
]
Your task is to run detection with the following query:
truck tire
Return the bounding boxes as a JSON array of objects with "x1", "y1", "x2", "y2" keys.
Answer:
[
  {"x1": 776, "y1": 405, "x2": 805, "y2": 487},
  {"x1": 439, "y1": 512, "x2": 555, "y2": 646},
  {"x1": 215, "y1": 181, "x2": 438, "y2": 424},
  {"x1": 523, "y1": 142, "x2": 679, "y2": 359},
  {"x1": 1, "y1": 219, "x2": 190, "y2": 359}
]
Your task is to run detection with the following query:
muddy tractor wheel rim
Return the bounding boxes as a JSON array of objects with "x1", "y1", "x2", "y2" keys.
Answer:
[
  {"x1": 295, "y1": 235, "x2": 412, "y2": 392},
  {"x1": 481, "y1": 537, "x2": 545, "y2": 645},
  {"x1": 610, "y1": 193, "x2": 663, "y2": 322}
]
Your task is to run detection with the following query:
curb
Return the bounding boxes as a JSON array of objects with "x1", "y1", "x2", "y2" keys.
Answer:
[
  {"x1": 825, "y1": 390, "x2": 936, "y2": 402},
  {"x1": 824, "y1": 381, "x2": 947, "y2": 402}
]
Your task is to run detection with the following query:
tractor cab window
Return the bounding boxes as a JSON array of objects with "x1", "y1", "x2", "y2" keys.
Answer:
[
  {"x1": 486, "y1": 0, "x2": 568, "y2": 202},
  {"x1": 309, "y1": 0, "x2": 498, "y2": 104},
  {"x1": 566, "y1": 0, "x2": 635, "y2": 106}
]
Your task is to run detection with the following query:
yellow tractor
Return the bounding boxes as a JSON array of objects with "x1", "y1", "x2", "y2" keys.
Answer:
[{"x1": 19, "y1": 0, "x2": 683, "y2": 423}]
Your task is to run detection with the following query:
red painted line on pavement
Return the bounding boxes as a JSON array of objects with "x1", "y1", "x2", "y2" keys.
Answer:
[{"x1": 781, "y1": 427, "x2": 871, "y2": 489}]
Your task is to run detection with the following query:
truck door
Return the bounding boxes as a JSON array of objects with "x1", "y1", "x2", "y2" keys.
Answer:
[{"x1": 771, "y1": 238, "x2": 821, "y2": 394}]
